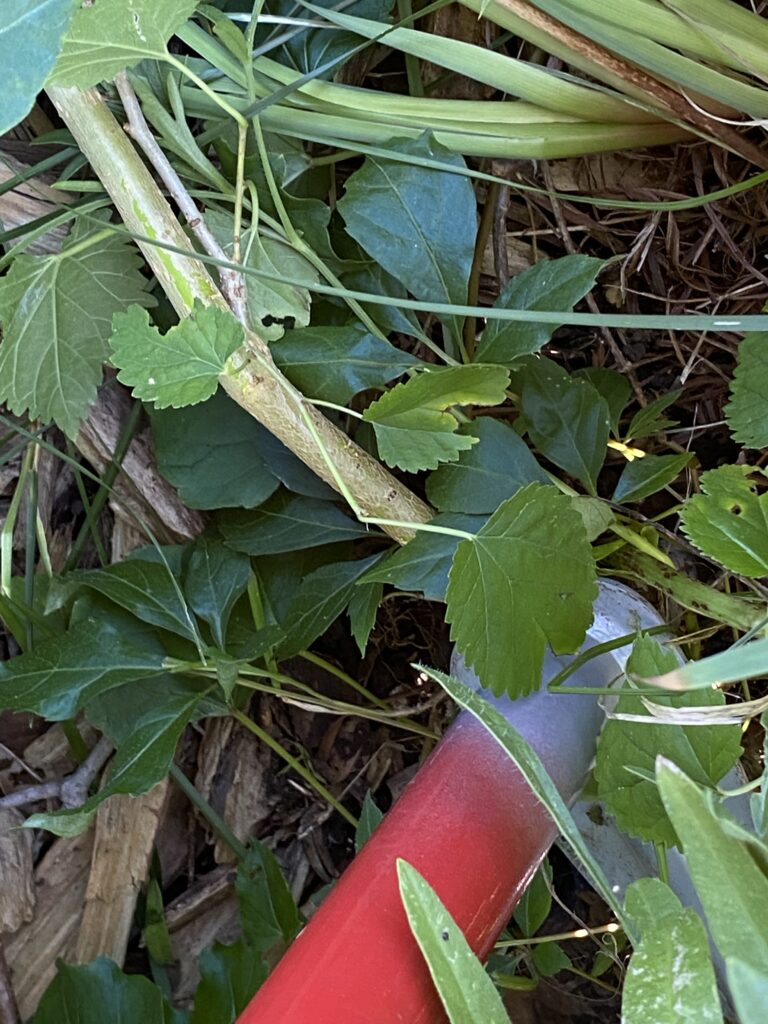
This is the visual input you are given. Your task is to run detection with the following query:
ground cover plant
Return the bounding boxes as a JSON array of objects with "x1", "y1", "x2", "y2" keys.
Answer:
[{"x1": 1, "y1": 0, "x2": 768, "y2": 1020}]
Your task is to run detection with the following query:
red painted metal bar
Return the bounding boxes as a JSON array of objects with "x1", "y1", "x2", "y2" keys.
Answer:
[{"x1": 238, "y1": 582, "x2": 662, "y2": 1023}]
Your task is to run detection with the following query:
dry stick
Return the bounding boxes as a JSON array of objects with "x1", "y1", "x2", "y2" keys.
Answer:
[
  {"x1": 115, "y1": 73, "x2": 248, "y2": 325},
  {"x1": 47, "y1": 85, "x2": 432, "y2": 545},
  {"x1": 0, "y1": 946, "x2": 20, "y2": 1024},
  {"x1": 0, "y1": 737, "x2": 113, "y2": 810}
]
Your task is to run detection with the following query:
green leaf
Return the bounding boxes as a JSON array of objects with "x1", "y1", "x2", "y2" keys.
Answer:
[
  {"x1": 517, "y1": 356, "x2": 610, "y2": 494},
  {"x1": 236, "y1": 842, "x2": 300, "y2": 952},
  {"x1": 31, "y1": 957, "x2": 174, "y2": 1024},
  {"x1": 726, "y1": 958, "x2": 768, "y2": 1024},
  {"x1": 272, "y1": 325, "x2": 421, "y2": 404},
  {"x1": 644, "y1": 634, "x2": 768, "y2": 692},
  {"x1": 337, "y1": 135, "x2": 476, "y2": 351},
  {"x1": 363, "y1": 365, "x2": 510, "y2": 472},
  {"x1": 595, "y1": 635, "x2": 741, "y2": 846},
  {"x1": 574, "y1": 367, "x2": 631, "y2": 435},
  {"x1": 0, "y1": 621, "x2": 164, "y2": 720},
  {"x1": 426, "y1": 418, "x2": 549, "y2": 514},
  {"x1": 360, "y1": 513, "x2": 486, "y2": 601},
  {"x1": 183, "y1": 536, "x2": 251, "y2": 649},
  {"x1": 348, "y1": 581, "x2": 383, "y2": 655},
  {"x1": 219, "y1": 491, "x2": 367, "y2": 555},
  {"x1": 512, "y1": 858, "x2": 552, "y2": 936},
  {"x1": 531, "y1": 941, "x2": 571, "y2": 978},
  {"x1": 191, "y1": 941, "x2": 267, "y2": 1024},
  {"x1": 111, "y1": 301, "x2": 243, "y2": 409},
  {"x1": 613, "y1": 453, "x2": 693, "y2": 504},
  {"x1": 0, "y1": 221, "x2": 153, "y2": 437},
  {"x1": 446, "y1": 484, "x2": 596, "y2": 697},
  {"x1": 622, "y1": 880, "x2": 720, "y2": 1024},
  {"x1": 1, "y1": 0, "x2": 75, "y2": 135},
  {"x1": 680, "y1": 465, "x2": 768, "y2": 577},
  {"x1": 656, "y1": 759, "x2": 768, "y2": 972},
  {"x1": 626, "y1": 391, "x2": 679, "y2": 440},
  {"x1": 476, "y1": 255, "x2": 605, "y2": 364},
  {"x1": 355, "y1": 790, "x2": 384, "y2": 852},
  {"x1": 397, "y1": 860, "x2": 510, "y2": 1024},
  {"x1": 726, "y1": 332, "x2": 768, "y2": 449},
  {"x1": 78, "y1": 559, "x2": 200, "y2": 643},
  {"x1": 52, "y1": 0, "x2": 199, "y2": 87}
]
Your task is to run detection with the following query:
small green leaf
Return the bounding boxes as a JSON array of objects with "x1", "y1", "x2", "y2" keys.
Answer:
[
  {"x1": 31, "y1": 957, "x2": 174, "y2": 1024},
  {"x1": 338, "y1": 135, "x2": 476, "y2": 351},
  {"x1": 52, "y1": 0, "x2": 199, "y2": 87},
  {"x1": 183, "y1": 536, "x2": 251, "y2": 649},
  {"x1": 1, "y1": 0, "x2": 75, "y2": 135},
  {"x1": 626, "y1": 391, "x2": 679, "y2": 440},
  {"x1": 680, "y1": 465, "x2": 768, "y2": 577},
  {"x1": 575, "y1": 367, "x2": 631, "y2": 435},
  {"x1": 191, "y1": 941, "x2": 267, "y2": 1024},
  {"x1": 656, "y1": 760, "x2": 768, "y2": 972},
  {"x1": 111, "y1": 301, "x2": 243, "y2": 409},
  {"x1": 273, "y1": 325, "x2": 421, "y2": 404},
  {"x1": 355, "y1": 791, "x2": 384, "y2": 852},
  {"x1": 219, "y1": 491, "x2": 367, "y2": 556},
  {"x1": 0, "y1": 221, "x2": 154, "y2": 437},
  {"x1": 397, "y1": 860, "x2": 510, "y2": 1024},
  {"x1": 532, "y1": 941, "x2": 571, "y2": 978},
  {"x1": 517, "y1": 356, "x2": 610, "y2": 494},
  {"x1": 476, "y1": 255, "x2": 605, "y2": 364},
  {"x1": 426, "y1": 418, "x2": 548, "y2": 514},
  {"x1": 595, "y1": 635, "x2": 742, "y2": 846},
  {"x1": 236, "y1": 842, "x2": 300, "y2": 952},
  {"x1": 348, "y1": 581, "x2": 383, "y2": 655},
  {"x1": 363, "y1": 365, "x2": 510, "y2": 472},
  {"x1": 726, "y1": 958, "x2": 768, "y2": 1024},
  {"x1": 725, "y1": 332, "x2": 768, "y2": 449},
  {"x1": 446, "y1": 484, "x2": 596, "y2": 697},
  {"x1": 613, "y1": 453, "x2": 693, "y2": 504},
  {"x1": 512, "y1": 858, "x2": 552, "y2": 936}
]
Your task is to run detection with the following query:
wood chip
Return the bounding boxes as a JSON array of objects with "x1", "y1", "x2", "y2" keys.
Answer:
[{"x1": 0, "y1": 810, "x2": 34, "y2": 935}]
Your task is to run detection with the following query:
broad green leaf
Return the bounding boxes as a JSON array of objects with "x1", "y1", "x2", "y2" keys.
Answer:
[
  {"x1": 31, "y1": 957, "x2": 174, "y2": 1024},
  {"x1": 476, "y1": 255, "x2": 605, "y2": 364},
  {"x1": 272, "y1": 325, "x2": 420, "y2": 404},
  {"x1": 512, "y1": 858, "x2": 552, "y2": 936},
  {"x1": 51, "y1": 0, "x2": 199, "y2": 86},
  {"x1": 531, "y1": 941, "x2": 571, "y2": 978},
  {"x1": 726, "y1": 958, "x2": 768, "y2": 1024},
  {"x1": 446, "y1": 484, "x2": 596, "y2": 697},
  {"x1": 517, "y1": 356, "x2": 609, "y2": 494},
  {"x1": 418, "y1": 668, "x2": 628, "y2": 928},
  {"x1": 0, "y1": 621, "x2": 164, "y2": 720},
  {"x1": 622, "y1": 881, "x2": 720, "y2": 1024},
  {"x1": 183, "y1": 536, "x2": 251, "y2": 649},
  {"x1": 1, "y1": 0, "x2": 75, "y2": 135},
  {"x1": 680, "y1": 465, "x2": 768, "y2": 577},
  {"x1": 111, "y1": 301, "x2": 243, "y2": 409},
  {"x1": 149, "y1": 391, "x2": 329, "y2": 509},
  {"x1": 78, "y1": 559, "x2": 200, "y2": 643},
  {"x1": 0, "y1": 221, "x2": 153, "y2": 437},
  {"x1": 613, "y1": 452, "x2": 693, "y2": 504},
  {"x1": 360, "y1": 513, "x2": 486, "y2": 601},
  {"x1": 191, "y1": 941, "x2": 267, "y2": 1024},
  {"x1": 355, "y1": 790, "x2": 384, "y2": 852},
  {"x1": 397, "y1": 860, "x2": 510, "y2": 1024},
  {"x1": 347, "y1": 581, "x2": 383, "y2": 655},
  {"x1": 236, "y1": 842, "x2": 300, "y2": 952},
  {"x1": 219, "y1": 491, "x2": 367, "y2": 555},
  {"x1": 657, "y1": 759, "x2": 768, "y2": 972},
  {"x1": 595, "y1": 635, "x2": 741, "y2": 846},
  {"x1": 574, "y1": 367, "x2": 631, "y2": 435},
  {"x1": 426, "y1": 418, "x2": 548, "y2": 514},
  {"x1": 626, "y1": 391, "x2": 679, "y2": 440},
  {"x1": 337, "y1": 135, "x2": 476, "y2": 351},
  {"x1": 624, "y1": 877, "x2": 681, "y2": 936},
  {"x1": 363, "y1": 365, "x2": 510, "y2": 472},
  {"x1": 725, "y1": 332, "x2": 768, "y2": 449}
]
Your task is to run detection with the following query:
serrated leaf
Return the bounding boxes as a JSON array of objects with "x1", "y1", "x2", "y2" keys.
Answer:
[
  {"x1": 726, "y1": 958, "x2": 768, "y2": 1024},
  {"x1": 219, "y1": 490, "x2": 367, "y2": 555},
  {"x1": 595, "y1": 635, "x2": 742, "y2": 846},
  {"x1": 363, "y1": 365, "x2": 510, "y2": 472},
  {"x1": 348, "y1": 581, "x2": 382, "y2": 655},
  {"x1": 397, "y1": 860, "x2": 510, "y2": 1024},
  {"x1": 338, "y1": 135, "x2": 476, "y2": 351},
  {"x1": 626, "y1": 391, "x2": 679, "y2": 440},
  {"x1": 613, "y1": 452, "x2": 693, "y2": 504},
  {"x1": 111, "y1": 301, "x2": 243, "y2": 409},
  {"x1": 31, "y1": 957, "x2": 174, "y2": 1024},
  {"x1": 680, "y1": 465, "x2": 768, "y2": 577},
  {"x1": 0, "y1": 621, "x2": 164, "y2": 721},
  {"x1": 272, "y1": 325, "x2": 421, "y2": 404},
  {"x1": 51, "y1": 0, "x2": 199, "y2": 87},
  {"x1": 236, "y1": 842, "x2": 300, "y2": 952},
  {"x1": 1, "y1": 0, "x2": 75, "y2": 135},
  {"x1": 0, "y1": 221, "x2": 153, "y2": 437},
  {"x1": 725, "y1": 332, "x2": 768, "y2": 449},
  {"x1": 183, "y1": 536, "x2": 251, "y2": 649},
  {"x1": 191, "y1": 941, "x2": 267, "y2": 1024},
  {"x1": 517, "y1": 356, "x2": 609, "y2": 495},
  {"x1": 446, "y1": 483, "x2": 596, "y2": 697},
  {"x1": 476, "y1": 255, "x2": 605, "y2": 364},
  {"x1": 360, "y1": 513, "x2": 485, "y2": 601},
  {"x1": 622, "y1": 880, "x2": 720, "y2": 1024},
  {"x1": 426, "y1": 418, "x2": 548, "y2": 514}
]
